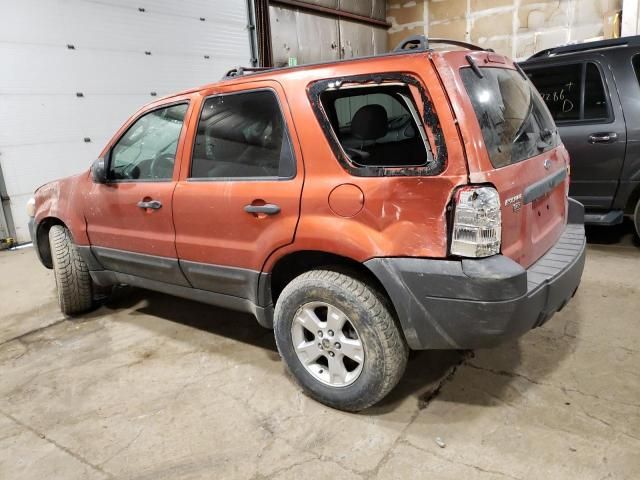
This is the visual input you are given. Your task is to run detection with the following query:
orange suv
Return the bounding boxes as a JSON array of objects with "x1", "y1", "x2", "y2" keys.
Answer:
[{"x1": 28, "y1": 37, "x2": 586, "y2": 411}]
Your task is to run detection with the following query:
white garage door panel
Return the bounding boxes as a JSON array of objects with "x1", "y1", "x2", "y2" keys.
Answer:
[
  {"x1": 3, "y1": 139, "x2": 117, "y2": 241},
  {"x1": 0, "y1": 0, "x2": 248, "y2": 57},
  {"x1": 0, "y1": 45, "x2": 236, "y2": 95},
  {"x1": 86, "y1": 0, "x2": 246, "y2": 22},
  {"x1": 0, "y1": 0, "x2": 251, "y2": 243},
  {"x1": 0, "y1": 94, "x2": 147, "y2": 147},
  {"x1": 10, "y1": 193, "x2": 40, "y2": 243},
  {"x1": 1, "y1": 142, "x2": 98, "y2": 203}
]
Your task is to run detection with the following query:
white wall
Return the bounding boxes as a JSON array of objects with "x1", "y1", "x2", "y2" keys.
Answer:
[
  {"x1": 0, "y1": 0, "x2": 251, "y2": 242},
  {"x1": 622, "y1": 0, "x2": 640, "y2": 35}
]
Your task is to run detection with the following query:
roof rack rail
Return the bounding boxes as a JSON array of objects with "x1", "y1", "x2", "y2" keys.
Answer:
[
  {"x1": 393, "y1": 35, "x2": 489, "y2": 53},
  {"x1": 394, "y1": 35, "x2": 429, "y2": 52},
  {"x1": 429, "y1": 38, "x2": 490, "y2": 52},
  {"x1": 222, "y1": 65, "x2": 273, "y2": 80},
  {"x1": 528, "y1": 35, "x2": 640, "y2": 59},
  {"x1": 527, "y1": 47, "x2": 555, "y2": 59}
]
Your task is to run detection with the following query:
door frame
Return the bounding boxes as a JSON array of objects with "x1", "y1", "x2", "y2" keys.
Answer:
[
  {"x1": 101, "y1": 96, "x2": 198, "y2": 184},
  {"x1": 172, "y1": 79, "x2": 305, "y2": 304},
  {"x1": 85, "y1": 93, "x2": 199, "y2": 283},
  {"x1": 175, "y1": 81, "x2": 303, "y2": 183}
]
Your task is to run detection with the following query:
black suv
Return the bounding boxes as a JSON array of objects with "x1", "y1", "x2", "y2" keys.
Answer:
[{"x1": 522, "y1": 36, "x2": 640, "y2": 236}]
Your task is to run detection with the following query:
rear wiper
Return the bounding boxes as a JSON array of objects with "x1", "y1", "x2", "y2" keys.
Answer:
[
  {"x1": 465, "y1": 55, "x2": 483, "y2": 78},
  {"x1": 512, "y1": 99, "x2": 534, "y2": 144}
]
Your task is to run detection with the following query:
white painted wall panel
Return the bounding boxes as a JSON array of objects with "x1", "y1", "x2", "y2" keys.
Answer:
[{"x1": 0, "y1": 0, "x2": 251, "y2": 242}]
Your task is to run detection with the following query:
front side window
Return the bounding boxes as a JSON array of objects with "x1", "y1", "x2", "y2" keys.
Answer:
[
  {"x1": 190, "y1": 90, "x2": 295, "y2": 179},
  {"x1": 461, "y1": 67, "x2": 559, "y2": 168},
  {"x1": 319, "y1": 85, "x2": 432, "y2": 167},
  {"x1": 110, "y1": 103, "x2": 188, "y2": 181},
  {"x1": 526, "y1": 62, "x2": 610, "y2": 122}
]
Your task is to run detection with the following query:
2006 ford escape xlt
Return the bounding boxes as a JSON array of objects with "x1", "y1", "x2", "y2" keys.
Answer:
[{"x1": 27, "y1": 37, "x2": 586, "y2": 411}]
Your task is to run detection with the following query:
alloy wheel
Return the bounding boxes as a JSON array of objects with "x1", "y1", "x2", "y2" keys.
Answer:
[{"x1": 290, "y1": 301, "x2": 364, "y2": 387}]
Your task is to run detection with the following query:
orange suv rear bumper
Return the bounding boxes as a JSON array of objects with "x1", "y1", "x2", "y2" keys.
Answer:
[{"x1": 366, "y1": 199, "x2": 586, "y2": 350}]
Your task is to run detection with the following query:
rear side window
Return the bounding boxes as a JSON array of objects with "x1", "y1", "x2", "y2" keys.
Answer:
[
  {"x1": 633, "y1": 55, "x2": 640, "y2": 85},
  {"x1": 584, "y1": 63, "x2": 608, "y2": 119},
  {"x1": 461, "y1": 67, "x2": 559, "y2": 169},
  {"x1": 190, "y1": 90, "x2": 295, "y2": 179},
  {"x1": 319, "y1": 85, "x2": 432, "y2": 167},
  {"x1": 526, "y1": 62, "x2": 610, "y2": 122}
]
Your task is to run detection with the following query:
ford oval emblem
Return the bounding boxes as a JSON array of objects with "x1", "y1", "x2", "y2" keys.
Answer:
[{"x1": 543, "y1": 159, "x2": 551, "y2": 170}]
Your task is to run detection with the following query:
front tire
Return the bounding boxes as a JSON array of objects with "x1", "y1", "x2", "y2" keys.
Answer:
[
  {"x1": 274, "y1": 269, "x2": 408, "y2": 411},
  {"x1": 49, "y1": 225, "x2": 93, "y2": 315}
]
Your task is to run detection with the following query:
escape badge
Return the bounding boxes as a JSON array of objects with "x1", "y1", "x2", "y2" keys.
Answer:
[{"x1": 504, "y1": 193, "x2": 523, "y2": 212}]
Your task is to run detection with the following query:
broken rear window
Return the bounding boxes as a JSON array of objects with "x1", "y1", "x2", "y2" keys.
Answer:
[{"x1": 319, "y1": 85, "x2": 433, "y2": 168}]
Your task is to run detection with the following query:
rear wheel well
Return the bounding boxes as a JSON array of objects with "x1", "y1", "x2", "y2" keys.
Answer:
[
  {"x1": 35, "y1": 217, "x2": 66, "y2": 268},
  {"x1": 269, "y1": 251, "x2": 394, "y2": 312},
  {"x1": 626, "y1": 184, "x2": 640, "y2": 215}
]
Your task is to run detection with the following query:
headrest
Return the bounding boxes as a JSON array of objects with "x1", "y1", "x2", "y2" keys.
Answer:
[
  {"x1": 351, "y1": 104, "x2": 388, "y2": 140},
  {"x1": 241, "y1": 98, "x2": 275, "y2": 119}
]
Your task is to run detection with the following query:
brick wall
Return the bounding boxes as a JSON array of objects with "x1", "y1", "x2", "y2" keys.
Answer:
[
  {"x1": 387, "y1": 1, "x2": 427, "y2": 49},
  {"x1": 387, "y1": 0, "x2": 622, "y2": 59}
]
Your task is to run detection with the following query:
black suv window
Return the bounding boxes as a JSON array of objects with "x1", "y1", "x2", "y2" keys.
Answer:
[
  {"x1": 461, "y1": 67, "x2": 559, "y2": 169},
  {"x1": 190, "y1": 90, "x2": 295, "y2": 179},
  {"x1": 526, "y1": 62, "x2": 609, "y2": 123},
  {"x1": 110, "y1": 103, "x2": 188, "y2": 181},
  {"x1": 633, "y1": 54, "x2": 640, "y2": 85},
  {"x1": 584, "y1": 63, "x2": 608, "y2": 119},
  {"x1": 319, "y1": 85, "x2": 432, "y2": 167}
]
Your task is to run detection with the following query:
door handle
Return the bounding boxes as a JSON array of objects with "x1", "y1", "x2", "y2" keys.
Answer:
[
  {"x1": 588, "y1": 132, "x2": 618, "y2": 144},
  {"x1": 137, "y1": 199, "x2": 162, "y2": 210},
  {"x1": 244, "y1": 203, "x2": 281, "y2": 215}
]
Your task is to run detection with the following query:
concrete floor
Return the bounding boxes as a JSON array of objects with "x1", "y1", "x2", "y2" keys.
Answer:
[{"x1": 0, "y1": 223, "x2": 639, "y2": 480}]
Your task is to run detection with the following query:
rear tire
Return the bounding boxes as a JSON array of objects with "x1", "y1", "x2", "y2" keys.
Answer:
[
  {"x1": 49, "y1": 225, "x2": 93, "y2": 315},
  {"x1": 274, "y1": 269, "x2": 408, "y2": 412}
]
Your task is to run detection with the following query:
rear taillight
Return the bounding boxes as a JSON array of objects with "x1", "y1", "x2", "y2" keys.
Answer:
[{"x1": 450, "y1": 186, "x2": 501, "y2": 258}]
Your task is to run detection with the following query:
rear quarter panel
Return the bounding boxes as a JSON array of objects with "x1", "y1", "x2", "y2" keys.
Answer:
[{"x1": 263, "y1": 53, "x2": 468, "y2": 270}]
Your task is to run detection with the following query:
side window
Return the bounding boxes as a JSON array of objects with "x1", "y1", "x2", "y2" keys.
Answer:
[
  {"x1": 110, "y1": 103, "x2": 188, "y2": 181},
  {"x1": 633, "y1": 54, "x2": 640, "y2": 85},
  {"x1": 190, "y1": 90, "x2": 295, "y2": 179},
  {"x1": 526, "y1": 62, "x2": 610, "y2": 123},
  {"x1": 584, "y1": 63, "x2": 608, "y2": 120},
  {"x1": 319, "y1": 86, "x2": 432, "y2": 167},
  {"x1": 527, "y1": 64, "x2": 581, "y2": 122}
]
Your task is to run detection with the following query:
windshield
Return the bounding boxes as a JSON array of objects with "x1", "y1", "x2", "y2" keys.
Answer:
[{"x1": 461, "y1": 67, "x2": 558, "y2": 168}]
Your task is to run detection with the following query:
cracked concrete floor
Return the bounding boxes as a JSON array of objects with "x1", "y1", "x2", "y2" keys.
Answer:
[{"x1": 1, "y1": 224, "x2": 639, "y2": 479}]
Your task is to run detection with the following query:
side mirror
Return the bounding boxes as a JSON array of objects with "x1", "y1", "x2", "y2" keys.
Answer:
[{"x1": 91, "y1": 158, "x2": 107, "y2": 184}]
